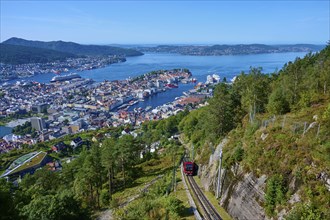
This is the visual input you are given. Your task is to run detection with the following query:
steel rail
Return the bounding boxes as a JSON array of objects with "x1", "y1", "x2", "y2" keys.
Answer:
[{"x1": 187, "y1": 175, "x2": 222, "y2": 220}]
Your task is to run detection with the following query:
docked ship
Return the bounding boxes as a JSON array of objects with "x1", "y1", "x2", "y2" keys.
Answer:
[
  {"x1": 128, "y1": 100, "x2": 139, "y2": 106},
  {"x1": 50, "y1": 73, "x2": 81, "y2": 83},
  {"x1": 145, "y1": 106, "x2": 152, "y2": 111}
]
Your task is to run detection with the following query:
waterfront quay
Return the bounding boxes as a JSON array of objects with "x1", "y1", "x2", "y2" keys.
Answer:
[{"x1": 0, "y1": 69, "x2": 214, "y2": 154}]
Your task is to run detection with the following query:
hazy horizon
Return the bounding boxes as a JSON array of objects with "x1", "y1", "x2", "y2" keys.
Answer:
[{"x1": 1, "y1": 37, "x2": 328, "y2": 47}]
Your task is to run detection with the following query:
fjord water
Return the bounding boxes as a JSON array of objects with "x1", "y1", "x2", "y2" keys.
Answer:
[
  {"x1": 1, "y1": 52, "x2": 308, "y2": 134},
  {"x1": 15, "y1": 52, "x2": 308, "y2": 83},
  {"x1": 0, "y1": 126, "x2": 12, "y2": 138}
]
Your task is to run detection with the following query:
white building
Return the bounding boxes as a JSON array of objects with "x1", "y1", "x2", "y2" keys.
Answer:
[{"x1": 212, "y1": 74, "x2": 221, "y2": 83}]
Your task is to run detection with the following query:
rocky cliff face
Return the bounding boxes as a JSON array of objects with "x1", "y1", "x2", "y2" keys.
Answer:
[
  {"x1": 220, "y1": 172, "x2": 268, "y2": 220},
  {"x1": 197, "y1": 139, "x2": 268, "y2": 220}
]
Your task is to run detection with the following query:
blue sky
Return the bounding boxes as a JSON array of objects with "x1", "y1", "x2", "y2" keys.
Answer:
[{"x1": 0, "y1": 1, "x2": 329, "y2": 44}]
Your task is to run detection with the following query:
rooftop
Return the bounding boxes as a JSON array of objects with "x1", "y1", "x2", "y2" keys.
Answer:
[{"x1": 2, "y1": 151, "x2": 47, "y2": 177}]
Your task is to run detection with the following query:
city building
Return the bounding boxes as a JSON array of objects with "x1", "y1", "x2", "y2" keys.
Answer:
[
  {"x1": 31, "y1": 117, "x2": 46, "y2": 131},
  {"x1": 31, "y1": 103, "x2": 48, "y2": 113}
]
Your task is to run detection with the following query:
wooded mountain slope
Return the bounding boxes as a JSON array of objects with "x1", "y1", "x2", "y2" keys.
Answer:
[
  {"x1": 179, "y1": 44, "x2": 330, "y2": 219},
  {"x1": 0, "y1": 43, "x2": 78, "y2": 64},
  {"x1": 3, "y1": 37, "x2": 143, "y2": 57}
]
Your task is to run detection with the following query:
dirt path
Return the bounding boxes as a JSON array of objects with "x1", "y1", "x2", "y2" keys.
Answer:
[{"x1": 97, "y1": 174, "x2": 164, "y2": 220}]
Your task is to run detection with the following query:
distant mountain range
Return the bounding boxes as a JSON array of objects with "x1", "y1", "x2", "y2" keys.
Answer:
[
  {"x1": 2, "y1": 37, "x2": 143, "y2": 57},
  {"x1": 136, "y1": 44, "x2": 326, "y2": 56},
  {"x1": 1, "y1": 38, "x2": 325, "y2": 65},
  {"x1": 0, "y1": 43, "x2": 79, "y2": 65}
]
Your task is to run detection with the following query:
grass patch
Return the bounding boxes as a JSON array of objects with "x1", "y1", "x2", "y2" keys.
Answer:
[
  {"x1": 9, "y1": 151, "x2": 47, "y2": 175},
  {"x1": 219, "y1": 100, "x2": 330, "y2": 218},
  {"x1": 173, "y1": 169, "x2": 195, "y2": 220},
  {"x1": 113, "y1": 147, "x2": 182, "y2": 205},
  {"x1": 9, "y1": 151, "x2": 38, "y2": 169},
  {"x1": 112, "y1": 146, "x2": 188, "y2": 219}
]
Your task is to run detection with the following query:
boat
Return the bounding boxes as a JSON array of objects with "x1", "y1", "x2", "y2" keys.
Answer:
[
  {"x1": 128, "y1": 100, "x2": 139, "y2": 106},
  {"x1": 165, "y1": 83, "x2": 178, "y2": 88},
  {"x1": 143, "y1": 92, "x2": 150, "y2": 98},
  {"x1": 145, "y1": 106, "x2": 152, "y2": 111},
  {"x1": 181, "y1": 79, "x2": 188, "y2": 84},
  {"x1": 183, "y1": 91, "x2": 190, "y2": 96},
  {"x1": 118, "y1": 104, "x2": 129, "y2": 109},
  {"x1": 50, "y1": 73, "x2": 81, "y2": 83},
  {"x1": 52, "y1": 70, "x2": 61, "y2": 75}
]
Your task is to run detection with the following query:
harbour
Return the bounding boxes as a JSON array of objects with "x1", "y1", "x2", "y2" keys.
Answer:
[{"x1": 3, "y1": 52, "x2": 309, "y2": 114}]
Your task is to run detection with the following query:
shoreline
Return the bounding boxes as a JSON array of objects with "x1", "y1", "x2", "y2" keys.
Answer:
[
  {"x1": 5, "y1": 118, "x2": 31, "y2": 128},
  {"x1": 0, "y1": 56, "x2": 127, "y2": 84}
]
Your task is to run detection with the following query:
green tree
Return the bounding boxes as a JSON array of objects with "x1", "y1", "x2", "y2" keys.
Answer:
[
  {"x1": 101, "y1": 138, "x2": 116, "y2": 202},
  {"x1": 237, "y1": 68, "x2": 271, "y2": 122},
  {"x1": 265, "y1": 174, "x2": 286, "y2": 215},
  {"x1": 90, "y1": 144, "x2": 103, "y2": 208},
  {"x1": 0, "y1": 179, "x2": 19, "y2": 220},
  {"x1": 267, "y1": 87, "x2": 290, "y2": 115},
  {"x1": 74, "y1": 148, "x2": 102, "y2": 209},
  {"x1": 115, "y1": 135, "x2": 141, "y2": 187},
  {"x1": 20, "y1": 190, "x2": 90, "y2": 220},
  {"x1": 208, "y1": 83, "x2": 235, "y2": 140}
]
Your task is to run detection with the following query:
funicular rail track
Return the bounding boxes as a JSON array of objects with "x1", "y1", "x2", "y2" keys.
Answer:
[{"x1": 186, "y1": 175, "x2": 222, "y2": 220}]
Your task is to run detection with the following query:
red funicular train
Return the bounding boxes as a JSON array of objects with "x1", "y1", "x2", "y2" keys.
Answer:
[{"x1": 183, "y1": 161, "x2": 196, "y2": 176}]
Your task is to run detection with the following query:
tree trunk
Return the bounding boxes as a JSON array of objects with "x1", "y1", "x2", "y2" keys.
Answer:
[
  {"x1": 294, "y1": 70, "x2": 298, "y2": 104},
  {"x1": 96, "y1": 188, "x2": 100, "y2": 209},
  {"x1": 90, "y1": 183, "x2": 94, "y2": 208},
  {"x1": 108, "y1": 167, "x2": 112, "y2": 200},
  {"x1": 122, "y1": 157, "x2": 126, "y2": 188}
]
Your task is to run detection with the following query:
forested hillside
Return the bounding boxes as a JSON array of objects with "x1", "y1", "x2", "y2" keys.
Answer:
[
  {"x1": 180, "y1": 46, "x2": 330, "y2": 147},
  {"x1": 0, "y1": 44, "x2": 78, "y2": 64},
  {"x1": 178, "y1": 44, "x2": 330, "y2": 219},
  {"x1": 138, "y1": 44, "x2": 325, "y2": 56},
  {"x1": 3, "y1": 37, "x2": 143, "y2": 57},
  {"x1": 0, "y1": 112, "x2": 189, "y2": 219}
]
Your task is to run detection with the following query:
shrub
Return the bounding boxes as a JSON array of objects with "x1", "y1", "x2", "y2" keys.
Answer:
[
  {"x1": 265, "y1": 174, "x2": 287, "y2": 216},
  {"x1": 267, "y1": 87, "x2": 290, "y2": 115}
]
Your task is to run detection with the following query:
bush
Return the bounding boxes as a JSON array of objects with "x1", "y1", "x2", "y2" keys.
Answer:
[
  {"x1": 100, "y1": 189, "x2": 110, "y2": 207},
  {"x1": 267, "y1": 87, "x2": 290, "y2": 115},
  {"x1": 245, "y1": 121, "x2": 260, "y2": 137},
  {"x1": 286, "y1": 203, "x2": 323, "y2": 220},
  {"x1": 233, "y1": 145, "x2": 244, "y2": 162},
  {"x1": 265, "y1": 174, "x2": 287, "y2": 216}
]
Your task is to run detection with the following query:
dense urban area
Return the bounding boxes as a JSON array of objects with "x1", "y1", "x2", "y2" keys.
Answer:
[{"x1": 0, "y1": 68, "x2": 222, "y2": 154}]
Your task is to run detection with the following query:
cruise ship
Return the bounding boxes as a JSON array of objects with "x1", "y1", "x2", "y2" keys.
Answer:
[{"x1": 50, "y1": 73, "x2": 81, "y2": 83}]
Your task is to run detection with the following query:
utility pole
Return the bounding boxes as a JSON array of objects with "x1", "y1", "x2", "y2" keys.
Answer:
[
  {"x1": 282, "y1": 115, "x2": 286, "y2": 130},
  {"x1": 172, "y1": 147, "x2": 177, "y2": 192},
  {"x1": 173, "y1": 157, "x2": 176, "y2": 192},
  {"x1": 316, "y1": 124, "x2": 321, "y2": 137},
  {"x1": 303, "y1": 122, "x2": 307, "y2": 136},
  {"x1": 216, "y1": 149, "x2": 223, "y2": 199}
]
